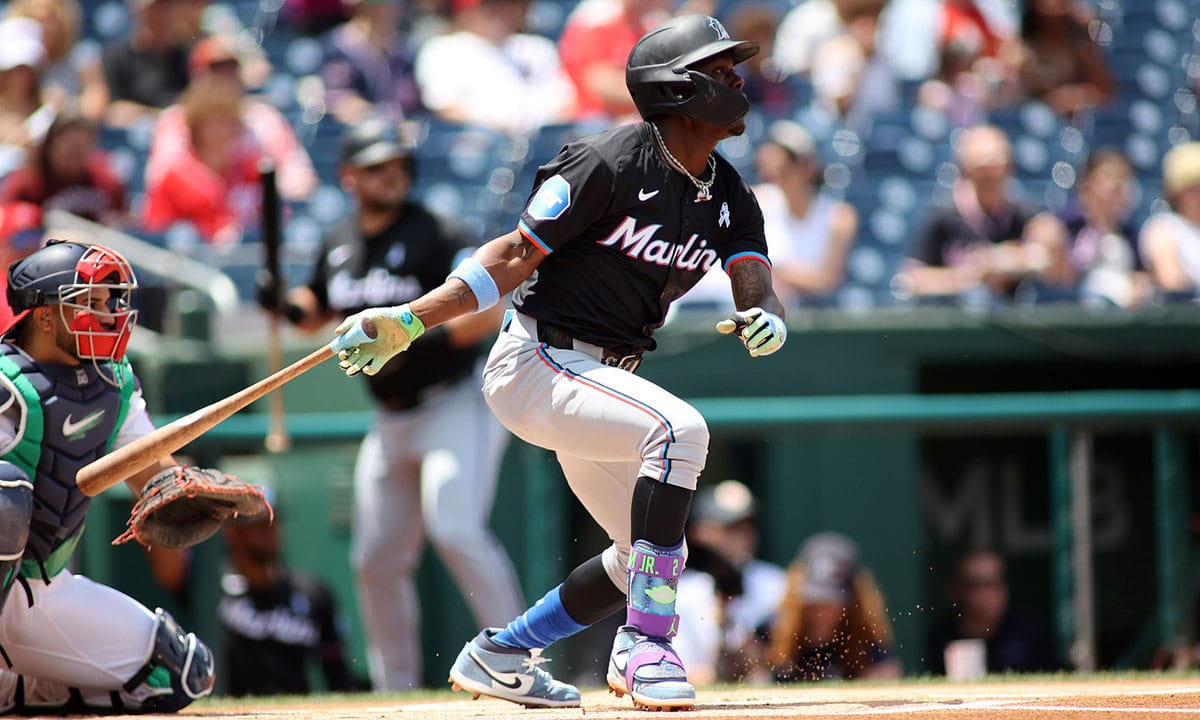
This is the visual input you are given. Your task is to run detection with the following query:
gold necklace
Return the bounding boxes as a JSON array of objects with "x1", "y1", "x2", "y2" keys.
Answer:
[{"x1": 650, "y1": 121, "x2": 716, "y2": 203}]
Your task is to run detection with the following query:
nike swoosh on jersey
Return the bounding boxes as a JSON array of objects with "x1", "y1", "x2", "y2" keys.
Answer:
[
  {"x1": 469, "y1": 650, "x2": 534, "y2": 693},
  {"x1": 62, "y1": 410, "x2": 105, "y2": 440},
  {"x1": 638, "y1": 188, "x2": 660, "y2": 201}
]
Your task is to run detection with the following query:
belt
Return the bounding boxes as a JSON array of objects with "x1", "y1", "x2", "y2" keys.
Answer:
[{"x1": 505, "y1": 311, "x2": 643, "y2": 373}]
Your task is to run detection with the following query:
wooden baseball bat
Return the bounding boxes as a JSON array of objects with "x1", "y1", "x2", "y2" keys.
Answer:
[
  {"x1": 260, "y1": 160, "x2": 290, "y2": 454},
  {"x1": 76, "y1": 319, "x2": 378, "y2": 496}
]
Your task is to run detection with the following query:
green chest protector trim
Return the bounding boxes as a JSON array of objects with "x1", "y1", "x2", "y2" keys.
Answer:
[
  {"x1": 0, "y1": 356, "x2": 44, "y2": 483},
  {"x1": 0, "y1": 356, "x2": 135, "y2": 579},
  {"x1": 20, "y1": 534, "x2": 81, "y2": 580},
  {"x1": 107, "y1": 360, "x2": 136, "y2": 452}
]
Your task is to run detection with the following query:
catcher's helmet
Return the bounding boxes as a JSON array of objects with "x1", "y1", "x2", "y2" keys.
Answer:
[
  {"x1": 626, "y1": 14, "x2": 759, "y2": 126},
  {"x1": 6, "y1": 240, "x2": 138, "y2": 380}
]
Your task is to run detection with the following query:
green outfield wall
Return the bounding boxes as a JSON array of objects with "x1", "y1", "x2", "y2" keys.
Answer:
[{"x1": 81, "y1": 304, "x2": 1200, "y2": 690}]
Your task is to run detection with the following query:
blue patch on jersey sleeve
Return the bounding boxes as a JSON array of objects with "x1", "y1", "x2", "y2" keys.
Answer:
[{"x1": 526, "y1": 174, "x2": 571, "y2": 221}]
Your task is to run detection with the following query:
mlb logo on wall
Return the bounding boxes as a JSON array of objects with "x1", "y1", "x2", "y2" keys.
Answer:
[{"x1": 528, "y1": 175, "x2": 571, "y2": 221}]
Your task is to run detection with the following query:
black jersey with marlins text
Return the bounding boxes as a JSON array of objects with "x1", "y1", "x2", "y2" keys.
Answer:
[{"x1": 514, "y1": 122, "x2": 770, "y2": 351}]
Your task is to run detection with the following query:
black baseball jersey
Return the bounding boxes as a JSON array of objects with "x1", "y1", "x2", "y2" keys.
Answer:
[
  {"x1": 514, "y1": 122, "x2": 770, "y2": 351},
  {"x1": 308, "y1": 202, "x2": 479, "y2": 410},
  {"x1": 218, "y1": 568, "x2": 355, "y2": 696}
]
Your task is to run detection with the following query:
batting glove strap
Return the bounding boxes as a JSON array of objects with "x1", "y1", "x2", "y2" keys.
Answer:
[{"x1": 716, "y1": 308, "x2": 786, "y2": 357}]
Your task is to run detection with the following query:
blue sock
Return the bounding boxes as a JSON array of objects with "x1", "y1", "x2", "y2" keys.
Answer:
[{"x1": 491, "y1": 585, "x2": 588, "y2": 650}]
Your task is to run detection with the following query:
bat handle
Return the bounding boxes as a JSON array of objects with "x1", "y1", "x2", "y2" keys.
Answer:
[
  {"x1": 716, "y1": 313, "x2": 750, "y2": 336},
  {"x1": 329, "y1": 317, "x2": 379, "y2": 353}
]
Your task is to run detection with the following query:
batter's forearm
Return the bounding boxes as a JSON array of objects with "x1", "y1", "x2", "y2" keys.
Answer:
[
  {"x1": 410, "y1": 230, "x2": 543, "y2": 328},
  {"x1": 729, "y1": 260, "x2": 785, "y2": 318}
]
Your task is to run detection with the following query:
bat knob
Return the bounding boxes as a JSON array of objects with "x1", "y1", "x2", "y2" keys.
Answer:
[
  {"x1": 265, "y1": 433, "x2": 291, "y2": 453},
  {"x1": 329, "y1": 317, "x2": 379, "y2": 354}
]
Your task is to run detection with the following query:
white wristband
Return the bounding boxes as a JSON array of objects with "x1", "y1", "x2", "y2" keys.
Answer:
[{"x1": 448, "y1": 257, "x2": 500, "y2": 312}]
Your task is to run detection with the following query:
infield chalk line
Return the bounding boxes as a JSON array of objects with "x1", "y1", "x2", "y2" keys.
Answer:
[{"x1": 987, "y1": 706, "x2": 1200, "y2": 714}]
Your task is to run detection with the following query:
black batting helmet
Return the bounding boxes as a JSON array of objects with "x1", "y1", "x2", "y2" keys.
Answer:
[
  {"x1": 626, "y1": 14, "x2": 759, "y2": 126},
  {"x1": 7, "y1": 240, "x2": 94, "y2": 316}
]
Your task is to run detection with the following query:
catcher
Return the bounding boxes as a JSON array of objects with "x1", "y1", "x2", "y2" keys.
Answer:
[{"x1": 0, "y1": 239, "x2": 268, "y2": 714}]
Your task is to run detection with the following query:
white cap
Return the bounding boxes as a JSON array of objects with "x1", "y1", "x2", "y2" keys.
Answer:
[{"x1": 0, "y1": 18, "x2": 46, "y2": 72}]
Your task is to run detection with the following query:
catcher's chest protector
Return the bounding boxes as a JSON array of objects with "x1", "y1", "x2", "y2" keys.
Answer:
[{"x1": 0, "y1": 346, "x2": 133, "y2": 572}]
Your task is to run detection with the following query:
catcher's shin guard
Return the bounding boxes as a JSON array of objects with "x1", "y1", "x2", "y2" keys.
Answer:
[
  {"x1": 0, "y1": 463, "x2": 32, "y2": 612},
  {"x1": 123, "y1": 609, "x2": 214, "y2": 712},
  {"x1": 610, "y1": 539, "x2": 694, "y2": 710}
]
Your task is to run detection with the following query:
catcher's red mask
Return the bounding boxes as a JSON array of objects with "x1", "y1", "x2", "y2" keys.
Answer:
[{"x1": 57, "y1": 244, "x2": 138, "y2": 378}]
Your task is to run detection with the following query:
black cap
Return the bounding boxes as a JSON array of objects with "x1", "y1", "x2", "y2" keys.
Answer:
[
  {"x1": 691, "y1": 479, "x2": 757, "y2": 526},
  {"x1": 339, "y1": 117, "x2": 413, "y2": 168}
]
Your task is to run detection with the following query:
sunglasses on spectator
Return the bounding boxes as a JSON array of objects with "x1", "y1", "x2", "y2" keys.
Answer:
[{"x1": 961, "y1": 574, "x2": 1005, "y2": 589}]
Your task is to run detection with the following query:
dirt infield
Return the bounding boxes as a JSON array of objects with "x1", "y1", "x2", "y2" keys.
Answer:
[{"x1": 169, "y1": 676, "x2": 1200, "y2": 720}]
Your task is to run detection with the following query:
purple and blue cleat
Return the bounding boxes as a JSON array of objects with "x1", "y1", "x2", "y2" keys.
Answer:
[{"x1": 606, "y1": 624, "x2": 696, "y2": 711}]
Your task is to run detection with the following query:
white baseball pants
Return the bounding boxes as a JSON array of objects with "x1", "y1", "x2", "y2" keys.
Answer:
[
  {"x1": 482, "y1": 311, "x2": 709, "y2": 593},
  {"x1": 351, "y1": 372, "x2": 525, "y2": 692},
  {"x1": 0, "y1": 569, "x2": 160, "y2": 711}
]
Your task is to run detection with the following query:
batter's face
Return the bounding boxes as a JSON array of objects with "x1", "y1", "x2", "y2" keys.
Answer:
[{"x1": 692, "y1": 53, "x2": 748, "y2": 138}]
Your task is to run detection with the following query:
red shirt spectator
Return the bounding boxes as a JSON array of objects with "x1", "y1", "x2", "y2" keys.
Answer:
[
  {"x1": 941, "y1": 0, "x2": 1005, "y2": 60},
  {"x1": 558, "y1": 0, "x2": 669, "y2": 122},
  {"x1": 142, "y1": 74, "x2": 261, "y2": 245}
]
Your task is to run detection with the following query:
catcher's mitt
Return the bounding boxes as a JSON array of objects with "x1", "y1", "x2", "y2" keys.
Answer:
[{"x1": 113, "y1": 466, "x2": 273, "y2": 549}]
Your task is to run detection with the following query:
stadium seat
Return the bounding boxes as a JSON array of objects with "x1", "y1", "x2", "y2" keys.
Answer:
[{"x1": 411, "y1": 121, "x2": 519, "y2": 240}]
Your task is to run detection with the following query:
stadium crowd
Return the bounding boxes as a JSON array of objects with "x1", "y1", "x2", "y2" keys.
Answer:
[{"x1": 0, "y1": 0, "x2": 1195, "y2": 314}]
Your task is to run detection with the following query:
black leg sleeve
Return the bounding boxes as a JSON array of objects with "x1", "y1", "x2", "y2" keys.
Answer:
[
  {"x1": 560, "y1": 554, "x2": 626, "y2": 626},
  {"x1": 631, "y1": 475, "x2": 693, "y2": 547}
]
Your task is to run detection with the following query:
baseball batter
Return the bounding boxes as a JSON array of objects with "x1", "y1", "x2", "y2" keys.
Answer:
[
  {"x1": 331, "y1": 15, "x2": 787, "y2": 711},
  {"x1": 0, "y1": 241, "x2": 215, "y2": 713},
  {"x1": 263, "y1": 118, "x2": 525, "y2": 691}
]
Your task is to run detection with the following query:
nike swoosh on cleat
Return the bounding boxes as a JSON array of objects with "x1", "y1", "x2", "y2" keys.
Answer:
[
  {"x1": 469, "y1": 650, "x2": 533, "y2": 693},
  {"x1": 638, "y1": 188, "x2": 660, "y2": 201}
]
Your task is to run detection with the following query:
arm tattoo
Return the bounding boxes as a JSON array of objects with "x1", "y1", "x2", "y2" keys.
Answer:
[{"x1": 729, "y1": 260, "x2": 775, "y2": 311}]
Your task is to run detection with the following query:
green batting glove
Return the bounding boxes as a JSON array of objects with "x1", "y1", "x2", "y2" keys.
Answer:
[
  {"x1": 716, "y1": 307, "x2": 787, "y2": 358},
  {"x1": 333, "y1": 304, "x2": 426, "y2": 377}
]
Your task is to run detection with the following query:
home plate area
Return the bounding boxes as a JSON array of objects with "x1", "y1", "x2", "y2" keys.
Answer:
[{"x1": 165, "y1": 676, "x2": 1200, "y2": 720}]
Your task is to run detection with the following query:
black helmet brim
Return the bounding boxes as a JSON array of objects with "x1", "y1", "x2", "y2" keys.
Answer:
[{"x1": 675, "y1": 39, "x2": 760, "y2": 71}]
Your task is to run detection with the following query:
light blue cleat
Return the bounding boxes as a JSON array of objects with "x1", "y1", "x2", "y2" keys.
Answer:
[
  {"x1": 448, "y1": 629, "x2": 581, "y2": 708},
  {"x1": 606, "y1": 625, "x2": 695, "y2": 711}
]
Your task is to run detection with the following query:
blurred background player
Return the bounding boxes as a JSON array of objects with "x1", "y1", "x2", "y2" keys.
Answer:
[
  {"x1": 258, "y1": 117, "x2": 524, "y2": 691},
  {"x1": 766, "y1": 531, "x2": 902, "y2": 681},
  {"x1": 0, "y1": 240, "x2": 215, "y2": 713},
  {"x1": 674, "y1": 479, "x2": 786, "y2": 686},
  {"x1": 218, "y1": 484, "x2": 359, "y2": 696}
]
